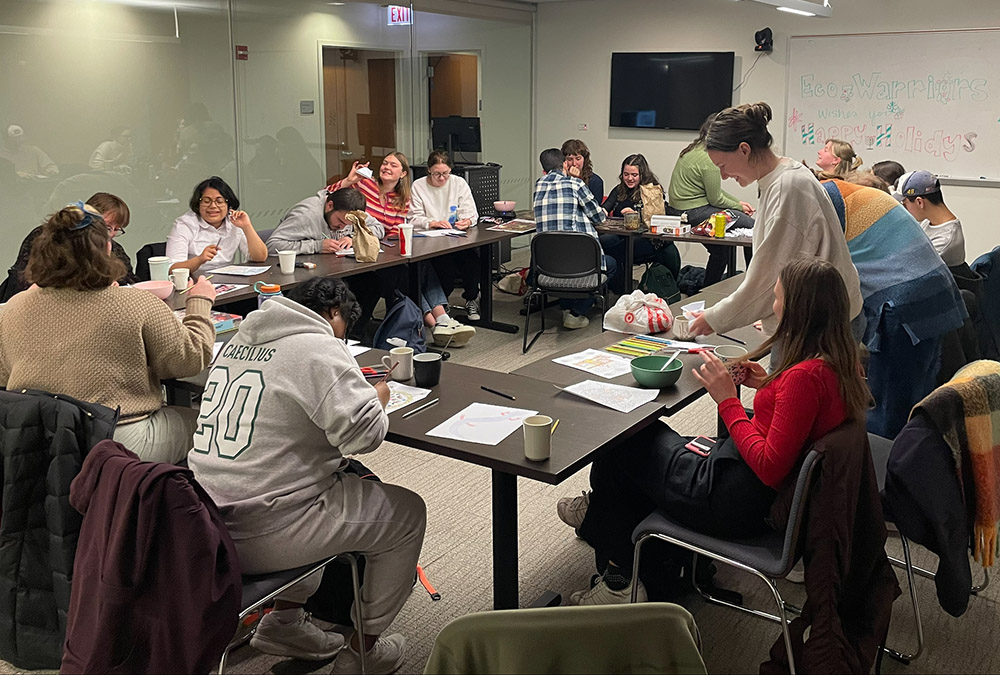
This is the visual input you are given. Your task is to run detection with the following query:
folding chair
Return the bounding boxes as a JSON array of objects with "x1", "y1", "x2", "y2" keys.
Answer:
[
  {"x1": 219, "y1": 553, "x2": 365, "y2": 675},
  {"x1": 630, "y1": 449, "x2": 823, "y2": 675},
  {"x1": 869, "y1": 432, "x2": 990, "y2": 664},
  {"x1": 522, "y1": 232, "x2": 609, "y2": 354}
]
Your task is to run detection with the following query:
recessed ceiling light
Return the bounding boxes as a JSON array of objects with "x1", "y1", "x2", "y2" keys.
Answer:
[{"x1": 327, "y1": 2, "x2": 346, "y2": 5}]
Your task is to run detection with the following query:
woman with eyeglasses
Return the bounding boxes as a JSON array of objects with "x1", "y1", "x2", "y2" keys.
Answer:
[
  {"x1": 2, "y1": 192, "x2": 137, "y2": 302},
  {"x1": 166, "y1": 176, "x2": 268, "y2": 275},
  {"x1": 0, "y1": 202, "x2": 217, "y2": 464}
]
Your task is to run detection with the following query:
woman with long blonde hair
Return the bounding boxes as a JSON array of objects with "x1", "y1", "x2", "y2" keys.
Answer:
[{"x1": 816, "y1": 138, "x2": 862, "y2": 178}]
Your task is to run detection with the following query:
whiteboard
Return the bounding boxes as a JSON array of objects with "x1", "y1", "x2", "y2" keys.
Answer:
[{"x1": 784, "y1": 29, "x2": 1000, "y2": 180}]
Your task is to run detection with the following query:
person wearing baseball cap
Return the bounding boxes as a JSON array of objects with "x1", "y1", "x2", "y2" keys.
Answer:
[
  {"x1": 0, "y1": 124, "x2": 59, "y2": 178},
  {"x1": 894, "y1": 170, "x2": 966, "y2": 267}
]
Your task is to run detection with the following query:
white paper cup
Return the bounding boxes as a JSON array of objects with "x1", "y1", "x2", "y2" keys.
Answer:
[
  {"x1": 399, "y1": 224, "x2": 414, "y2": 258},
  {"x1": 523, "y1": 414, "x2": 553, "y2": 461},
  {"x1": 381, "y1": 346, "x2": 414, "y2": 381},
  {"x1": 713, "y1": 345, "x2": 749, "y2": 385},
  {"x1": 169, "y1": 267, "x2": 189, "y2": 291},
  {"x1": 278, "y1": 250, "x2": 296, "y2": 274},
  {"x1": 148, "y1": 256, "x2": 171, "y2": 282},
  {"x1": 672, "y1": 317, "x2": 691, "y2": 340}
]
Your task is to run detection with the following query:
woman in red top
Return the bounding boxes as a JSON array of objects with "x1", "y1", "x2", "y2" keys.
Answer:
[
  {"x1": 331, "y1": 152, "x2": 411, "y2": 238},
  {"x1": 560, "y1": 257, "x2": 871, "y2": 605}
]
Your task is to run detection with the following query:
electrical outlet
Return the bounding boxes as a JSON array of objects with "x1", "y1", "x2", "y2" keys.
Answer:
[{"x1": 578, "y1": 123, "x2": 588, "y2": 131}]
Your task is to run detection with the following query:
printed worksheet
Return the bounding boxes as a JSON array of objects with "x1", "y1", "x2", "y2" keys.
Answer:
[
  {"x1": 561, "y1": 380, "x2": 659, "y2": 414},
  {"x1": 426, "y1": 402, "x2": 538, "y2": 446},
  {"x1": 386, "y1": 382, "x2": 432, "y2": 414},
  {"x1": 210, "y1": 265, "x2": 271, "y2": 276},
  {"x1": 345, "y1": 339, "x2": 370, "y2": 357},
  {"x1": 552, "y1": 349, "x2": 632, "y2": 379},
  {"x1": 212, "y1": 282, "x2": 248, "y2": 296}
]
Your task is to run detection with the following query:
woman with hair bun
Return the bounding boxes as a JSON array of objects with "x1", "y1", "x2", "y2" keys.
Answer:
[
  {"x1": 688, "y1": 102, "x2": 863, "y2": 349},
  {"x1": 815, "y1": 139, "x2": 862, "y2": 179},
  {"x1": 0, "y1": 202, "x2": 217, "y2": 464}
]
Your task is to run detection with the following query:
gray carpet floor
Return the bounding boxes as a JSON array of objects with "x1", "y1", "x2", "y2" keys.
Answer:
[{"x1": 8, "y1": 241, "x2": 997, "y2": 674}]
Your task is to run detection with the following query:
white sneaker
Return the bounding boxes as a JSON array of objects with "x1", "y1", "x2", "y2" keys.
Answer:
[
  {"x1": 250, "y1": 610, "x2": 345, "y2": 660},
  {"x1": 464, "y1": 298, "x2": 481, "y2": 322},
  {"x1": 570, "y1": 576, "x2": 647, "y2": 606},
  {"x1": 432, "y1": 320, "x2": 476, "y2": 347},
  {"x1": 556, "y1": 490, "x2": 591, "y2": 530},
  {"x1": 562, "y1": 310, "x2": 589, "y2": 330},
  {"x1": 332, "y1": 633, "x2": 406, "y2": 675}
]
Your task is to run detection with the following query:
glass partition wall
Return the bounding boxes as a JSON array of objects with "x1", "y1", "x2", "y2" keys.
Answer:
[{"x1": 0, "y1": 0, "x2": 533, "y2": 261}]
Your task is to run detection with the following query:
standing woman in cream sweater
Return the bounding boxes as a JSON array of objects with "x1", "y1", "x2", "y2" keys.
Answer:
[
  {"x1": 0, "y1": 203, "x2": 217, "y2": 463},
  {"x1": 688, "y1": 102, "x2": 863, "y2": 345}
]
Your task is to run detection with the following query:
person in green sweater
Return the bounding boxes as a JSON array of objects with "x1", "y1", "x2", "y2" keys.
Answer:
[{"x1": 668, "y1": 113, "x2": 756, "y2": 286}]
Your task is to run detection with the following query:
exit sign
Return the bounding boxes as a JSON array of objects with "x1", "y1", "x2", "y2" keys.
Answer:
[{"x1": 387, "y1": 5, "x2": 412, "y2": 25}]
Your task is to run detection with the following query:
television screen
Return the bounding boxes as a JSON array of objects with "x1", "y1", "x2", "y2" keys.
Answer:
[
  {"x1": 431, "y1": 116, "x2": 482, "y2": 153},
  {"x1": 609, "y1": 52, "x2": 735, "y2": 131}
]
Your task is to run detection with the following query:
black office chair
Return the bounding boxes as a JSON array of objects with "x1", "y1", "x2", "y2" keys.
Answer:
[
  {"x1": 135, "y1": 241, "x2": 167, "y2": 281},
  {"x1": 630, "y1": 449, "x2": 823, "y2": 675},
  {"x1": 256, "y1": 227, "x2": 274, "y2": 243},
  {"x1": 219, "y1": 553, "x2": 365, "y2": 674},
  {"x1": 522, "y1": 232, "x2": 609, "y2": 354}
]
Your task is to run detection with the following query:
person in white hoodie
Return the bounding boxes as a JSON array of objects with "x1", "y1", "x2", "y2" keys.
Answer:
[
  {"x1": 409, "y1": 151, "x2": 483, "y2": 321},
  {"x1": 688, "y1": 102, "x2": 864, "y2": 348},
  {"x1": 188, "y1": 276, "x2": 425, "y2": 675},
  {"x1": 166, "y1": 176, "x2": 268, "y2": 274}
]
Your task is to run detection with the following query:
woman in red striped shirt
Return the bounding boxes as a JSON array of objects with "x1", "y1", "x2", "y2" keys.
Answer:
[
  {"x1": 331, "y1": 152, "x2": 411, "y2": 238},
  {"x1": 559, "y1": 257, "x2": 871, "y2": 604}
]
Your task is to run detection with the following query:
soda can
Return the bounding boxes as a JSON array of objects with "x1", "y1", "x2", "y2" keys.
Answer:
[{"x1": 713, "y1": 212, "x2": 726, "y2": 238}]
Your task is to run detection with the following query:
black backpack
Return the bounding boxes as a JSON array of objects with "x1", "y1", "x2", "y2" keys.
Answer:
[
  {"x1": 638, "y1": 264, "x2": 681, "y2": 304},
  {"x1": 373, "y1": 291, "x2": 427, "y2": 353},
  {"x1": 677, "y1": 265, "x2": 707, "y2": 296}
]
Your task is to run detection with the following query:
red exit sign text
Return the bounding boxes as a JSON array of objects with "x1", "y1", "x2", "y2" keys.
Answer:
[{"x1": 387, "y1": 5, "x2": 412, "y2": 25}]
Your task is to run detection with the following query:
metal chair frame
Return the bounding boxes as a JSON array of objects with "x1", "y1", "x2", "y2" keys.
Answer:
[
  {"x1": 522, "y1": 232, "x2": 608, "y2": 354},
  {"x1": 631, "y1": 450, "x2": 824, "y2": 675},
  {"x1": 218, "y1": 553, "x2": 365, "y2": 675}
]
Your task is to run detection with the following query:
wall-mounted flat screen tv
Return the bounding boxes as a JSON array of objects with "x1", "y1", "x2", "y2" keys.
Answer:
[{"x1": 609, "y1": 52, "x2": 735, "y2": 131}]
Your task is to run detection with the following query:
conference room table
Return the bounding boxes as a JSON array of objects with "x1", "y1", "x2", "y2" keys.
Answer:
[
  {"x1": 165, "y1": 225, "x2": 521, "y2": 333},
  {"x1": 166, "y1": 275, "x2": 761, "y2": 611},
  {"x1": 597, "y1": 218, "x2": 753, "y2": 292}
]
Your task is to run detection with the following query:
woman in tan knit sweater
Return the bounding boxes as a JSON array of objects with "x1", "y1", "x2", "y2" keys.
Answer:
[{"x1": 0, "y1": 202, "x2": 217, "y2": 463}]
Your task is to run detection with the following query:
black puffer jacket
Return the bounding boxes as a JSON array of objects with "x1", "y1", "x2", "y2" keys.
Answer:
[{"x1": 0, "y1": 388, "x2": 117, "y2": 670}]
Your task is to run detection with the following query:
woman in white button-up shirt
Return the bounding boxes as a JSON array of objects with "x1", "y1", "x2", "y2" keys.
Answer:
[{"x1": 167, "y1": 176, "x2": 268, "y2": 274}]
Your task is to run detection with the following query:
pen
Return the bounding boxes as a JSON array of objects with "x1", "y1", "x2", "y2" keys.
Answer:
[
  {"x1": 481, "y1": 385, "x2": 516, "y2": 401},
  {"x1": 401, "y1": 397, "x2": 439, "y2": 419},
  {"x1": 717, "y1": 333, "x2": 747, "y2": 345}
]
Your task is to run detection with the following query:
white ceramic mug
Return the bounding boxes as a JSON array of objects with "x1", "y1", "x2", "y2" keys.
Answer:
[
  {"x1": 278, "y1": 250, "x2": 296, "y2": 274},
  {"x1": 381, "y1": 346, "x2": 414, "y2": 381},
  {"x1": 148, "y1": 256, "x2": 171, "y2": 282},
  {"x1": 523, "y1": 414, "x2": 553, "y2": 461},
  {"x1": 169, "y1": 267, "x2": 190, "y2": 291},
  {"x1": 399, "y1": 224, "x2": 414, "y2": 258}
]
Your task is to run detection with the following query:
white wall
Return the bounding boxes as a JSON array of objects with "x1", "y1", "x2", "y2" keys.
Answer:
[{"x1": 535, "y1": 0, "x2": 1000, "y2": 264}]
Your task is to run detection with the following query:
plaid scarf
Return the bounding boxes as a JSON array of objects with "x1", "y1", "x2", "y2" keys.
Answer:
[{"x1": 913, "y1": 360, "x2": 1000, "y2": 567}]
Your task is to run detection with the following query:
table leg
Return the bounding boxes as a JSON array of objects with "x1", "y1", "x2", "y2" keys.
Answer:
[
  {"x1": 624, "y1": 235, "x2": 635, "y2": 293},
  {"x1": 477, "y1": 242, "x2": 519, "y2": 334},
  {"x1": 724, "y1": 246, "x2": 738, "y2": 279},
  {"x1": 492, "y1": 470, "x2": 520, "y2": 609}
]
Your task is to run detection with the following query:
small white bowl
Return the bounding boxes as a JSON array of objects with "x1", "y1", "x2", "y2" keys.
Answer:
[
  {"x1": 494, "y1": 200, "x2": 516, "y2": 212},
  {"x1": 134, "y1": 280, "x2": 174, "y2": 300}
]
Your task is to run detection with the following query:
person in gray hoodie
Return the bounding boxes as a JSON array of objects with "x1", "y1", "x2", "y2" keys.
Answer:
[{"x1": 188, "y1": 277, "x2": 425, "y2": 674}]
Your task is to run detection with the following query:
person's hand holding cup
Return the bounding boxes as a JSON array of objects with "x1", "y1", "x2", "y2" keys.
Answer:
[{"x1": 713, "y1": 345, "x2": 749, "y2": 386}]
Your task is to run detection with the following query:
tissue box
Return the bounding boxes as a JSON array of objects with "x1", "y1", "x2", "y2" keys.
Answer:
[{"x1": 650, "y1": 215, "x2": 689, "y2": 236}]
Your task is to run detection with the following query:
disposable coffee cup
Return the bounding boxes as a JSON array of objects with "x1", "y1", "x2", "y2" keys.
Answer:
[
  {"x1": 523, "y1": 415, "x2": 553, "y2": 462},
  {"x1": 413, "y1": 352, "x2": 442, "y2": 388},
  {"x1": 278, "y1": 250, "x2": 296, "y2": 274},
  {"x1": 399, "y1": 224, "x2": 414, "y2": 258},
  {"x1": 381, "y1": 346, "x2": 414, "y2": 381},
  {"x1": 148, "y1": 256, "x2": 171, "y2": 282},
  {"x1": 169, "y1": 267, "x2": 190, "y2": 291}
]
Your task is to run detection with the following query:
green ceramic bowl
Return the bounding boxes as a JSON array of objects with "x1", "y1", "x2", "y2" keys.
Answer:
[{"x1": 630, "y1": 355, "x2": 683, "y2": 388}]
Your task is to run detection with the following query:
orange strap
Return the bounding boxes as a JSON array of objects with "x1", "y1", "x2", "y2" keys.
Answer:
[{"x1": 416, "y1": 565, "x2": 441, "y2": 601}]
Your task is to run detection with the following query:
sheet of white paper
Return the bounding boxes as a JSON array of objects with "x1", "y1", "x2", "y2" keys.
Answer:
[
  {"x1": 386, "y1": 382, "x2": 432, "y2": 414},
  {"x1": 335, "y1": 248, "x2": 385, "y2": 257},
  {"x1": 414, "y1": 229, "x2": 464, "y2": 237},
  {"x1": 561, "y1": 380, "x2": 659, "y2": 414},
  {"x1": 210, "y1": 265, "x2": 271, "y2": 276},
  {"x1": 212, "y1": 282, "x2": 248, "y2": 296},
  {"x1": 553, "y1": 348, "x2": 632, "y2": 379},
  {"x1": 211, "y1": 341, "x2": 224, "y2": 364},
  {"x1": 348, "y1": 344, "x2": 370, "y2": 356},
  {"x1": 346, "y1": 339, "x2": 360, "y2": 346},
  {"x1": 681, "y1": 300, "x2": 705, "y2": 320},
  {"x1": 426, "y1": 402, "x2": 538, "y2": 446}
]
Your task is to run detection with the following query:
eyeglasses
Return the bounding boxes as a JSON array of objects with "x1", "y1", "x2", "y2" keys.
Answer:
[
  {"x1": 199, "y1": 197, "x2": 228, "y2": 207},
  {"x1": 430, "y1": 171, "x2": 451, "y2": 179},
  {"x1": 107, "y1": 226, "x2": 125, "y2": 238}
]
